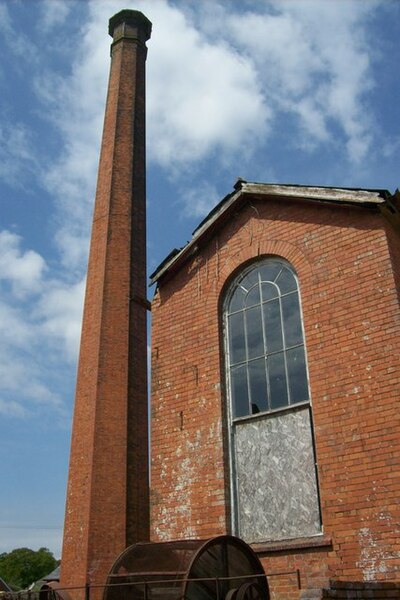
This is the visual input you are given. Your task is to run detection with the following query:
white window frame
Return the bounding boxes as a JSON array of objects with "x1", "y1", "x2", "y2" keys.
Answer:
[{"x1": 223, "y1": 257, "x2": 319, "y2": 541}]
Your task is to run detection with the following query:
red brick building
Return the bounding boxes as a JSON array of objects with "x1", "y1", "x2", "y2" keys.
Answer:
[
  {"x1": 149, "y1": 182, "x2": 400, "y2": 599},
  {"x1": 61, "y1": 9, "x2": 400, "y2": 600}
]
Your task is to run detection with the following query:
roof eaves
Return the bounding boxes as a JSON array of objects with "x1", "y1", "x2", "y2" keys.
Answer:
[
  {"x1": 149, "y1": 247, "x2": 182, "y2": 282},
  {"x1": 150, "y1": 181, "x2": 391, "y2": 286},
  {"x1": 149, "y1": 187, "x2": 243, "y2": 285},
  {"x1": 240, "y1": 182, "x2": 387, "y2": 204}
]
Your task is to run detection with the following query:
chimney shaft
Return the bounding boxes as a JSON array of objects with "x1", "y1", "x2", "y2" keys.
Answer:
[{"x1": 60, "y1": 10, "x2": 151, "y2": 593}]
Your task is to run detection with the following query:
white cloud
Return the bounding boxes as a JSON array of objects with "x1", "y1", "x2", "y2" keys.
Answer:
[
  {"x1": 0, "y1": 295, "x2": 67, "y2": 419},
  {"x1": 0, "y1": 0, "x2": 388, "y2": 420},
  {"x1": 224, "y1": 0, "x2": 375, "y2": 163},
  {"x1": 38, "y1": 0, "x2": 74, "y2": 32},
  {"x1": 36, "y1": 278, "x2": 85, "y2": 361},
  {"x1": 0, "y1": 399, "x2": 28, "y2": 418},
  {"x1": 33, "y1": 2, "x2": 110, "y2": 271},
  {"x1": 0, "y1": 1, "x2": 39, "y2": 64},
  {"x1": 0, "y1": 299, "x2": 36, "y2": 348},
  {"x1": 0, "y1": 123, "x2": 39, "y2": 188},
  {"x1": 140, "y1": 0, "x2": 270, "y2": 169},
  {"x1": 0, "y1": 1, "x2": 94, "y2": 420},
  {"x1": 27, "y1": 0, "x2": 383, "y2": 266},
  {"x1": 0, "y1": 307, "x2": 75, "y2": 420},
  {"x1": 0, "y1": 231, "x2": 46, "y2": 298},
  {"x1": 0, "y1": 231, "x2": 82, "y2": 419},
  {"x1": 180, "y1": 182, "x2": 220, "y2": 219},
  {"x1": 0, "y1": 229, "x2": 82, "y2": 341},
  {"x1": 32, "y1": 0, "x2": 271, "y2": 269},
  {"x1": 0, "y1": 332, "x2": 58, "y2": 420}
]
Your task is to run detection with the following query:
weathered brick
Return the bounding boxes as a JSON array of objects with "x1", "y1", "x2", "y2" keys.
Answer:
[
  {"x1": 61, "y1": 10, "x2": 151, "y2": 593},
  {"x1": 151, "y1": 196, "x2": 400, "y2": 597}
]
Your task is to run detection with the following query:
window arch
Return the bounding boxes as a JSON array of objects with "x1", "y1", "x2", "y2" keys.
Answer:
[
  {"x1": 226, "y1": 258, "x2": 309, "y2": 419},
  {"x1": 223, "y1": 258, "x2": 321, "y2": 543}
]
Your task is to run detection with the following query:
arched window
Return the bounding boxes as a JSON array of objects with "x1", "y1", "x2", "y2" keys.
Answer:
[
  {"x1": 226, "y1": 259, "x2": 309, "y2": 418},
  {"x1": 223, "y1": 258, "x2": 321, "y2": 543}
]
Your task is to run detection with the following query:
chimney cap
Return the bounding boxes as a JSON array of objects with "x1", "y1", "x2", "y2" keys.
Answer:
[{"x1": 109, "y1": 9, "x2": 152, "y2": 41}]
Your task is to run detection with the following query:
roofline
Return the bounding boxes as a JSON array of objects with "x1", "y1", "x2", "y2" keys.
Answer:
[{"x1": 150, "y1": 180, "x2": 393, "y2": 286}]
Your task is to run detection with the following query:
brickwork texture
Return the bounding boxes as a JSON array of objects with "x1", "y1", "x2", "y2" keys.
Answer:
[
  {"x1": 151, "y1": 197, "x2": 400, "y2": 600},
  {"x1": 60, "y1": 11, "x2": 151, "y2": 593}
]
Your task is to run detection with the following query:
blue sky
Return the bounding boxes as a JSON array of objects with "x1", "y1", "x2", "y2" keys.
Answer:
[{"x1": 0, "y1": 0, "x2": 399, "y2": 559}]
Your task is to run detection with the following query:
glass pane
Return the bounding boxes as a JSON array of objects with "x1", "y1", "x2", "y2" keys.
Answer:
[
  {"x1": 248, "y1": 358, "x2": 268, "y2": 413},
  {"x1": 239, "y1": 268, "x2": 258, "y2": 291},
  {"x1": 276, "y1": 267, "x2": 297, "y2": 293},
  {"x1": 228, "y1": 312, "x2": 246, "y2": 364},
  {"x1": 245, "y1": 306, "x2": 264, "y2": 359},
  {"x1": 229, "y1": 286, "x2": 246, "y2": 313},
  {"x1": 263, "y1": 299, "x2": 283, "y2": 353},
  {"x1": 231, "y1": 364, "x2": 249, "y2": 417},
  {"x1": 261, "y1": 281, "x2": 278, "y2": 301},
  {"x1": 245, "y1": 284, "x2": 260, "y2": 308},
  {"x1": 259, "y1": 262, "x2": 282, "y2": 283},
  {"x1": 281, "y1": 292, "x2": 303, "y2": 347},
  {"x1": 268, "y1": 352, "x2": 288, "y2": 409},
  {"x1": 287, "y1": 346, "x2": 309, "y2": 404}
]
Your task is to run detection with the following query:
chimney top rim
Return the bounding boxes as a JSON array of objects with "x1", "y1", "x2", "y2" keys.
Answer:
[{"x1": 108, "y1": 9, "x2": 152, "y2": 40}]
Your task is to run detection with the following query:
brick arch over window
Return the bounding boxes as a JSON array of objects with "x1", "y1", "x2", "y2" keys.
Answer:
[
  {"x1": 222, "y1": 256, "x2": 321, "y2": 544},
  {"x1": 217, "y1": 241, "x2": 312, "y2": 292}
]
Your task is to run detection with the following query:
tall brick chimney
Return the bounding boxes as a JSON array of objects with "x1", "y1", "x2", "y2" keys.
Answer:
[{"x1": 60, "y1": 10, "x2": 151, "y2": 593}]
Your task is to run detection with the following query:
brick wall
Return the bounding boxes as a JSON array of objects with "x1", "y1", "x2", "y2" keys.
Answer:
[
  {"x1": 322, "y1": 580, "x2": 400, "y2": 599},
  {"x1": 150, "y1": 196, "x2": 400, "y2": 597}
]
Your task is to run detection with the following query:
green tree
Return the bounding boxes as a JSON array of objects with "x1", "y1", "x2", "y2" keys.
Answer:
[{"x1": 0, "y1": 547, "x2": 57, "y2": 590}]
